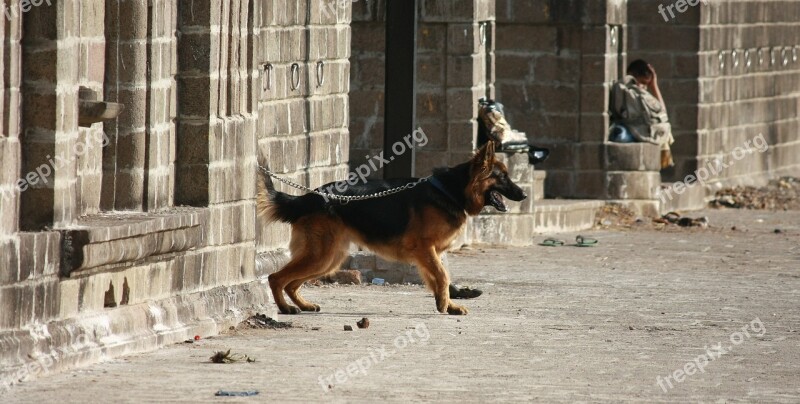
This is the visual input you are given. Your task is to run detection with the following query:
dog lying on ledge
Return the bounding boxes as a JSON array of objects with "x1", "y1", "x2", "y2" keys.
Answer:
[{"x1": 257, "y1": 142, "x2": 526, "y2": 315}]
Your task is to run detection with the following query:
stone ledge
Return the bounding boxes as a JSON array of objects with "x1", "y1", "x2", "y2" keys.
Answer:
[
  {"x1": 57, "y1": 208, "x2": 208, "y2": 275},
  {"x1": 0, "y1": 278, "x2": 279, "y2": 389}
]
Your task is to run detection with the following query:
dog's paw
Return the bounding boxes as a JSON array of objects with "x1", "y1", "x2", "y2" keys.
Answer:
[
  {"x1": 300, "y1": 304, "x2": 321, "y2": 312},
  {"x1": 279, "y1": 305, "x2": 302, "y2": 315},
  {"x1": 447, "y1": 304, "x2": 469, "y2": 315}
]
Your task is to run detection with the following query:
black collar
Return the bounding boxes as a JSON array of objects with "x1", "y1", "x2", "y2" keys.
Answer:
[{"x1": 428, "y1": 176, "x2": 461, "y2": 204}]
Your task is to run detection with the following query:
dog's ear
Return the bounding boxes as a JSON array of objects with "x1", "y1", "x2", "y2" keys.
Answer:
[{"x1": 472, "y1": 142, "x2": 496, "y2": 173}]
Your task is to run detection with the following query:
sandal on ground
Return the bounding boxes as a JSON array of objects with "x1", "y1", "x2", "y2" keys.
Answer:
[
  {"x1": 539, "y1": 238, "x2": 565, "y2": 247},
  {"x1": 575, "y1": 235, "x2": 599, "y2": 247}
]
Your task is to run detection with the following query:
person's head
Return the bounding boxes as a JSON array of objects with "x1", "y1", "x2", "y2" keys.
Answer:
[{"x1": 627, "y1": 59, "x2": 652, "y2": 85}]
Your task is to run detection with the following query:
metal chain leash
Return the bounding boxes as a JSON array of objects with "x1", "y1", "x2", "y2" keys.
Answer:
[{"x1": 259, "y1": 166, "x2": 428, "y2": 204}]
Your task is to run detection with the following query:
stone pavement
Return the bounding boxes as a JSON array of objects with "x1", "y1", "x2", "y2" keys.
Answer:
[{"x1": 3, "y1": 209, "x2": 799, "y2": 403}]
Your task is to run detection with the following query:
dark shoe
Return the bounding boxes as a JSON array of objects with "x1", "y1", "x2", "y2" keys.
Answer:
[{"x1": 449, "y1": 284, "x2": 483, "y2": 299}]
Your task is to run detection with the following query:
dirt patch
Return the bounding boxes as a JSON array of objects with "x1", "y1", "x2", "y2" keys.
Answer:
[
  {"x1": 239, "y1": 313, "x2": 293, "y2": 330},
  {"x1": 711, "y1": 177, "x2": 800, "y2": 210}
]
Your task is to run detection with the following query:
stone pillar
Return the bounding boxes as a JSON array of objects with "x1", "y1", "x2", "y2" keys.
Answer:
[
  {"x1": 176, "y1": 0, "x2": 259, "y2": 282},
  {"x1": 0, "y1": 0, "x2": 21, "y2": 239},
  {"x1": 19, "y1": 0, "x2": 81, "y2": 229},
  {"x1": 103, "y1": 0, "x2": 149, "y2": 211}
]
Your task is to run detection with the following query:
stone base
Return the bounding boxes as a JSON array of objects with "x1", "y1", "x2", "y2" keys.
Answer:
[
  {"x1": 0, "y1": 250, "x2": 288, "y2": 389},
  {"x1": 604, "y1": 199, "x2": 661, "y2": 218},
  {"x1": 533, "y1": 200, "x2": 605, "y2": 234}
]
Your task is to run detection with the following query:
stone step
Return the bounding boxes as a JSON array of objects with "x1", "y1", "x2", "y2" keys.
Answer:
[{"x1": 533, "y1": 200, "x2": 605, "y2": 234}]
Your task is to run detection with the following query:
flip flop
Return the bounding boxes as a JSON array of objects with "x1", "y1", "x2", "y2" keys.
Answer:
[
  {"x1": 539, "y1": 238, "x2": 565, "y2": 247},
  {"x1": 575, "y1": 235, "x2": 598, "y2": 247}
]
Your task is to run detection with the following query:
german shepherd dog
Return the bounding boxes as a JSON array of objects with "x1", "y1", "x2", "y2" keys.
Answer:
[{"x1": 257, "y1": 142, "x2": 526, "y2": 315}]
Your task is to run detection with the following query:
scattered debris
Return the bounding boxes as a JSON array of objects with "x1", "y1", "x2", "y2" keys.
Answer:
[
  {"x1": 596, "y1": 204, "x2": 639, "y2": 228},
  {"x1": 711, "y1": 177, "x2": 800, "y2": 210},
  {"x1": 215, "y1": 390, "x2": 259, "y2": 397},
  {"x1": 343, "y1": 325, "x2": 353, "y2": 331},
  {"x1": 317, "y1": 269, "x2": 363, "y2": 285},
  {"x1": 372, "y1": 278, "x2": 385, "y2": 286},
  {"x1": 210, "y1": 349, "x2": 256, "y2": 364},
  {"x1": 356, "y1": 318, "x2": 370, "y2": 329},
  {"x1": 654, "y1": 212, "x2": 709, "y2": 228},
  {"x1": 241, "y1": 313, "x2": 293, "y2": 330},
  {"x1": 311, "y1": 327, "x2": 321, "y2": 331}
]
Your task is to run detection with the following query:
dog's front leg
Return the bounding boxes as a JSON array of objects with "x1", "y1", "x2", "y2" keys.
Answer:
[{"x1": 415, "y1": 247, "x2": 468, "y2": 315}]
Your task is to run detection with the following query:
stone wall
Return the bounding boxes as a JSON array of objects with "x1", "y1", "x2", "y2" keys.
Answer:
[
  {"x1": 255, "y1": 0, "x2": 352, "y2": 253},
  {"x1": 349, "y1": 0, "x2": 494, "y2": 177},
  {"x1": 348, "y1": 0, "x2": 540, "y2": 244},
  {"x1": 696, "y1": 0, "x2": 800, "y2": 187},
  {"x1": 494, "y1": 0, "x2": 665, "y2": 215},
  {"x1": 0, "y1": 0, "x2": 350, "y2": 383}
]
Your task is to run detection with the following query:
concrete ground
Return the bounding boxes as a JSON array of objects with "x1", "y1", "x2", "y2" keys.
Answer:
[{"x1": 3, "y1": 209, "x2": 800, "y2": 403}]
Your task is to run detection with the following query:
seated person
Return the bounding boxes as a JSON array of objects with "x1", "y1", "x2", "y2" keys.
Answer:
[{"x1": 609, "y1": 59, "x2": 674, "y2": 168}]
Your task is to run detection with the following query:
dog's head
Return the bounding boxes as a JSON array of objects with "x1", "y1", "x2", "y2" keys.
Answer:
[{"x1": 465, "y1": 142, "x2": 527, "y2": 215}]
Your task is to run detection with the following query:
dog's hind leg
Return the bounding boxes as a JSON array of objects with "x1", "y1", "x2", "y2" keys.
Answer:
[
  {"x1": 269, "y1": 216, "x2": 339, "y2": 315},
  {"x1": 285, "y1": 247, "x2": 348, "y2": 312},
  {"x1": 413, "y1": 246, "x2": 468, "y2": 315}
]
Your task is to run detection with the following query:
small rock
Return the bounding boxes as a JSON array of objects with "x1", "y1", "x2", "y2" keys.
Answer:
[
  {"x1": 311, "y1": 327, "x2": 321, "y2": 331},
  {"x1": 344, "y1": 325, "x2": 353, "y2": 331},
  {"x1": 774, "y1": 228, "x2": 782, "y2": 234},
  {"x1": 356, "y1": 318, "x2": 370, "y2": 329}
]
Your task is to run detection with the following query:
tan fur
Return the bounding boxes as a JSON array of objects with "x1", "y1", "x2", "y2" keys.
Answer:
[
  {"x1": 265, "y1": 144, "x2": 503, "y2": 315},
  {"x1": 255, "y1": 170, "x2": 276, "y2": 221}
]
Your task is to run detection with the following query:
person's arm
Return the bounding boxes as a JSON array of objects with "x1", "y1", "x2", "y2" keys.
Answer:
[{"x1": 647, "y1": 64, "x2": 666, "y2": 110}]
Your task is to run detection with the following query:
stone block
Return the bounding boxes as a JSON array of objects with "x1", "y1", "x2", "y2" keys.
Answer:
[
  {"x1": 605, "y1": 143, "x2": 662, "y2": 171},
  {"x1": 447, "y1": 23, "x2": 480, "y2": 55},
  {"x1": 606, "y1": 171, "x2": 661, "y2": 200}
]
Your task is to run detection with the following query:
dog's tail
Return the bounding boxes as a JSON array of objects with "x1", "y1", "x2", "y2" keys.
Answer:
[{"x1": 257, "y1": 169, "x2": 325, "y2": 224}]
